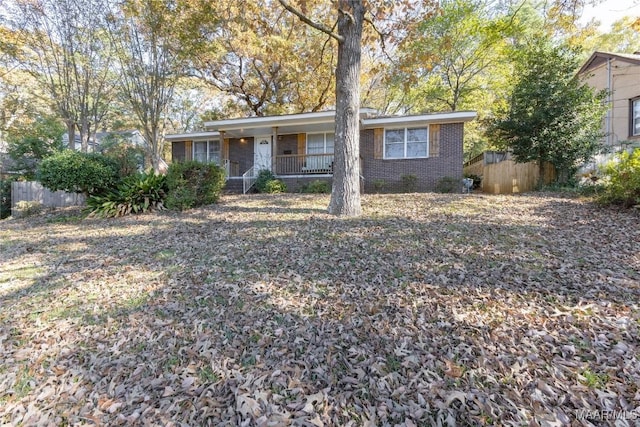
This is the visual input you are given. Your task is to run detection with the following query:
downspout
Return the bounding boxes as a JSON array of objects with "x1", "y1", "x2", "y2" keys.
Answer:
[{"x1": 606, "y1": 57, "x2": 612, "y2": 147}]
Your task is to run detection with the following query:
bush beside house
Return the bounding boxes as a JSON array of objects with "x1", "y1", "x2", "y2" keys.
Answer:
[
  {"x1": 165, "y1": 161, "x2": 226, "y2": 211},
  {"x1": 596, "y1": 148, "x2": 640, "y2": 208}
]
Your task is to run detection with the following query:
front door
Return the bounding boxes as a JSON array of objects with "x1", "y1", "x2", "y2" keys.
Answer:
[{"x1": 254, "y1": 135, "x2": 272, "y2": 172}]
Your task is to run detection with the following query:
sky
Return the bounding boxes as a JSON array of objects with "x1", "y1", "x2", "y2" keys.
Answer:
[{"x1": 579, "y1": 0, "x2": 640, "y2": 30}]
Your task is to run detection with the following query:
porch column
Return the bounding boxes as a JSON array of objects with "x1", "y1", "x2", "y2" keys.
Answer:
[
  {"x1": 220, "y1": 130, "x2": 229, "y2": 175},
  {"x1": 272, "y1": 126, "x2": 278, "y2": 174}
]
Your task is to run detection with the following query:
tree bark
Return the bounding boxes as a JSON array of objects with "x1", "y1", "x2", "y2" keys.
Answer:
[
  {"x1": 328, "y1": 1, "x2": 364, "y2": 217},
  {"x1": 66, "y1": 122, "x2": 75, "y2": 150}
]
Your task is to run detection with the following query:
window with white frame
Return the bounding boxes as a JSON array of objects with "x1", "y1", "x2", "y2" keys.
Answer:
[
  {"x1": 306, "y1": 133, "x2": 334, "y2": 154},
  {"x1": 384, "y1": 127, "x2": 429, "y2": 159},
  {"x1": 193, "y1": 140, "x2": 221, "y2": 164},
  {"x1": 632, "y1": 98, "x2": 640, "y2": 137},
  {"x1": 306, "y1": 133, "x2": 334, "y2": 170}
]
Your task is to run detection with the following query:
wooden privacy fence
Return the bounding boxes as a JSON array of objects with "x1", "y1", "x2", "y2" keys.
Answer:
[
  {"x1": 481, "y1": 160, "x2": 556, "y2": 194},
  {"x1": 11, "y1": 181, "x2": 85, "y2": 213},
  {"x1": 464, "y1": 151, "x2": 556, "y2": 194}
]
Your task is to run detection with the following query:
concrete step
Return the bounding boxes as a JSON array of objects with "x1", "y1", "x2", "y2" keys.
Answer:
[{"x1": 224, "y1": 179, "x2": 244, "y2": 194}]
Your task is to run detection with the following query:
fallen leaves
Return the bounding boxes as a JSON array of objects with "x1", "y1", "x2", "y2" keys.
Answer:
[{"x1": 0, "y1": 193, "x2": 639, "y2": 426}]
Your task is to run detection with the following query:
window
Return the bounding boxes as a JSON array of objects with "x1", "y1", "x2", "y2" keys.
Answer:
[
  {"x1": 384, "y1": 127, "x2": 428, "y2": 159},
  {"x1": 306, "y1": 133, "x2": 334, "y2": 171},
  {"x1": 306, "y1": 133, "x2": 334, "y2": 154},
  {"x1": 193, "y1": 140, "x2": 220, "y2": 164},
  {"x1": 632, "y1": 98, "x2": 640, "y2": 137}
]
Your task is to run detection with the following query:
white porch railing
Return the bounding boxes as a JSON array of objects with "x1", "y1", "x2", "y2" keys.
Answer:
[
  {"x1": 273, "y1": 153, "x2": 334, "y2": 175},
  {"x1": 242, "y1": 166, "x2": 257, "y2": 194}
]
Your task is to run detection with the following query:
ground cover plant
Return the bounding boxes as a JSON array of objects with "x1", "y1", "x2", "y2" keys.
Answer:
[{"x1": 0, "y1": 193, "x2": 638, "y2": 426}]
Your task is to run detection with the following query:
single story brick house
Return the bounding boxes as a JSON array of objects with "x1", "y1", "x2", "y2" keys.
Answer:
[{"x1": 166, "y1": 109, "x2": 476, "y2": 193}]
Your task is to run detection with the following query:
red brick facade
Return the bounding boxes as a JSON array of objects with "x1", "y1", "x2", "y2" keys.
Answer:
[
  {"x1": 360, "y1": 124, "x2": 464, "y2": 192},
  {"x1": 171, "y1": 122, "x2": 465, "y2": 193}
]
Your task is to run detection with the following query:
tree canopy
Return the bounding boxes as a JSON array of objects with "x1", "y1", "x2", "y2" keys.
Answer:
[{"x1": 487, "y1": 38, "x2": 607, "y2": 184}]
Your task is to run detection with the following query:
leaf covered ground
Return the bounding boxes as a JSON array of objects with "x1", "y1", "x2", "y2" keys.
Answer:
[{"x1": 0, "y1": 193, "x2": 639, "y2": 426}]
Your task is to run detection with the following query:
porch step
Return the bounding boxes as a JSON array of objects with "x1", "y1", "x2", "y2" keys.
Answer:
[{"x1": 223, "y1": 179, "x2": 244, "y2": 194}]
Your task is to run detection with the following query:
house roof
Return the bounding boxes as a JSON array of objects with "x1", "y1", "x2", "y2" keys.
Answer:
[
  {"x1": 578, "y1": 51, "x2": 640, "y2": 75},
  {"x1": 165, "y1": 109, "x2": 478, "y2": 141},
  {"x1": 361, "y1": 111, "x2": 477, "y2": 128},
  {"x1": 165, "y1": 131, "x2": 220, "y2": 141}
]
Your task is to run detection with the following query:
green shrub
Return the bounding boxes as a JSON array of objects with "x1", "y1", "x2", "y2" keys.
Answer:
[
  {"x1": 254, "y1": 169, "x2": 276, "y2": 193},
  {"x1": 165, "y1": 161, "x2": 225, "y2": 211},
  {"x1": 165, "y1": 186, "x2": 196, "y2": 211},
  {"x1": 86, "y1": 171, "x2": 167, "y2": 218},
  {"x1": 0, "y1": 177, "x2": 17, "y2": 219},
  {"x1": 597, "y1": 148, "x2": 640, "y2": 207},
  {"x1": 301, "y1": 180, "x2": 331, "y2": 194},
  {"x1": 37, "y1": 150, "x2": 119, "y2": 196},
  {"x1": 253, "y1": 169, "x2": 289, "y2": 194},
  {"x1": 400, "y1": 174, "x2": 418, "y2": 192},
  {"x1": 435, "y1": 176, "x2": 461, "y2": 193},
  {"x1": 264, "y1": 179, "x2": 287, "y2": 193},
  {"x1": 100, "y1": 140, "x2": 144, "y2": 178},
  {"x1": 373, "y1": 179, "x2": 386, "y2": 193}
]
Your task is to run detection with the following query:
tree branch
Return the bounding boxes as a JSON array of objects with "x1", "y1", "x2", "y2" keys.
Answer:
[{"x1": 277, "y1": 0, "x2": 343, "y2": 42}]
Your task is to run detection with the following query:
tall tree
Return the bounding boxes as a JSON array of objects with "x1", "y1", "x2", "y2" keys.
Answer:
[
  {"x1": 278, "y1": 0, "x2": 435, "y2": 216},
  {"x1": 7, "y1": 0, "x2": 116, "y2": 151},
  {"x1": 581, "y1": 16, "x2": 640, "y2": 55},
  {"x1": 399, "y1": 0, "x2": 512, "y2": 112},
  {"x1": 487, "y1": 37, "x2": 607, "y2": 184},
  {"x1": 279, "y1": 0, "x2": 365, "y2": 216},
  {"x1": 191, "y1": 0, "x2": 337, "y2": 117},
  {"x1": 109, "y1": 0, "x2": 184, "y2": 172}
]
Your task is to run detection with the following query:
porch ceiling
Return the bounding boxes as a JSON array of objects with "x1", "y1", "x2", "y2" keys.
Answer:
[
  {"x1": 220, "y1": 122, "x2": 335, "y2": 138},
  {"x1": 204, "y1": 109, "x2": 377, "y2": 138}
]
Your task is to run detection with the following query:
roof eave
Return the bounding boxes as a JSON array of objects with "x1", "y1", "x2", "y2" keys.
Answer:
[
  {"x1": 165, "y1": 131, "x2": 220, "y2": 141},
  {"x1": 361, "y1": 111, "x2": 477, "y2": 128},
  {"x1": 578, "y1": 51, "x2": 640, "y2": 75}
]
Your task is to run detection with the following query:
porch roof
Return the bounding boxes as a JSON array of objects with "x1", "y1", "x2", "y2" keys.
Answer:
[
  {"x1": 203, "y1": 108, "x2": 378, "y2": 138},
  {"x1": 361, "y1": 111, "x2": 477, "y2": 128},
  {"x1": 165, "y1": 131, "x2": 220, "y2": 141}
]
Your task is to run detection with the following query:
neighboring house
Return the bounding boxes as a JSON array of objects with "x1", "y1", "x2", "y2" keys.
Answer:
[
  {"x1": 166, "y1": 109, "x2": 477, "y2": 193},
  {"x1": 62, "y1": 129, "x2": 147, "y2": 152},
  {"x1": 578, "y1": 51, "x2": 640, "y2": 148}
]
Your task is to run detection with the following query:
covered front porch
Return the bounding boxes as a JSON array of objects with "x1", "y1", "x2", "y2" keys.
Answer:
[{"x1": 167, "y1": 109, "x2": 377, "y2": 193}]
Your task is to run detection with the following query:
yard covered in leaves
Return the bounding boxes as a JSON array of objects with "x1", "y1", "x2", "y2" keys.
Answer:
[{"x1": 0, "y1": 193, "x2": 638, "y2": 426}]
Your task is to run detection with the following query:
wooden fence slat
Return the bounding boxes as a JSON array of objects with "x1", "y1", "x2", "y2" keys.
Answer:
[{"x1": 11, "y1": 181, "x2": 85, "y2": 215}]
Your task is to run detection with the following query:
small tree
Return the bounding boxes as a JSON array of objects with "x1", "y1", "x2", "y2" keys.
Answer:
[
  {"x1": 6, "y1": 115, "x2": 65, "y2": 179},
  {"x1": 487, "y1": 38, "x2": 607, "y2": 185}
]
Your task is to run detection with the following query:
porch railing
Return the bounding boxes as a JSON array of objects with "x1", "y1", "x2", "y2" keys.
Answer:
[
  {"x1": 242, "y1": 166, "x2": 257, "y2": 194},
  {"x1": 273, "y1": 153, "x2": 334, "y2": 175}
]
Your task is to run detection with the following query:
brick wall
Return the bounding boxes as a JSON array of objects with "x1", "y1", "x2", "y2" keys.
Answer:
[
  {"x1": 360, "y1": 123, "x2": 464, "y2": 192},
  {"x1": 280, "y1": 176, "x2": 332, "y2": 193},
  {"x1": 228, "y1": 138, "x2": 254, "y2": 175},
  {"x1": 276, "y1": 134, "x2": 299, "y2": 155}
]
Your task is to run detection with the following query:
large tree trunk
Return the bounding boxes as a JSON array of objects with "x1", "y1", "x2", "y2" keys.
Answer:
[{"x1": 328, "y1": 1, "x2": 364, "y2": 217}]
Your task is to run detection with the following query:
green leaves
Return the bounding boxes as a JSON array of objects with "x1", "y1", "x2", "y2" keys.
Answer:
[
  {"x1": 487, "y1": 37, "x2": 607, "y2": 184},
  {"x1": 37, "y1": 150, "x2": 119, "y2": 196},
  {"x1": 598, "y1": 148, "x2": 640, "y2": 207},
  {"x1": 165, "y1": 161, "x2": 225, "y2": 210},
  {"x1": 86, "y1": 171, "x2": 168, "y2": 218}
]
